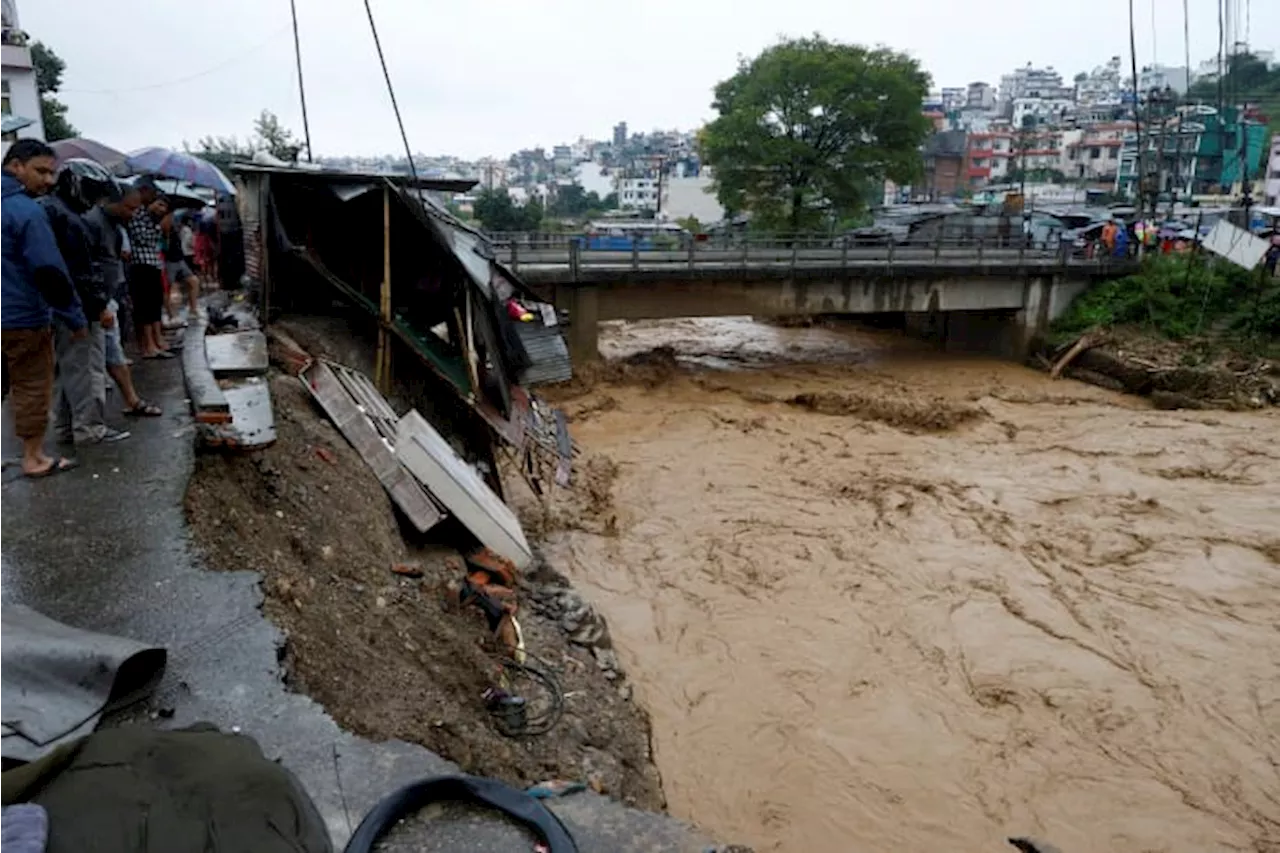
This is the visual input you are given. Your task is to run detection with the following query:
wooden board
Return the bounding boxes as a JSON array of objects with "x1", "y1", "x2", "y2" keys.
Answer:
[
  {"x1": 302, "y1": 360, "x2": 445, "y2": 534},
  {"x1": 396, "y1": 409, "x2": 532, "y2": 569},
  {"x1": 205, "y1": 331, "x2": 268, "y2": 376}
]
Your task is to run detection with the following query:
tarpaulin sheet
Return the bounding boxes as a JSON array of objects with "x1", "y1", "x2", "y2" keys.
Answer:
[{"x1": 1, "y1": 606, "x2": 166, "y2": 763}]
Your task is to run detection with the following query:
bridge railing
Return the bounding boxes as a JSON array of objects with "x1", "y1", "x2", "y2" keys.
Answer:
[{"x1": 485, "y1": 229, "x2": 1131, "y2": 275}]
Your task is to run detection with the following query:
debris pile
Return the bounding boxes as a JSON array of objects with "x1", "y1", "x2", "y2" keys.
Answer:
[{"x1": 1039, "y1": 329, "x2": 1279, "y2": 409}]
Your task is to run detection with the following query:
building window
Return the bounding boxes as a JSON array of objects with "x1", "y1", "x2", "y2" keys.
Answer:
[
  {"x1": 1108, "y1": 148, "x2": 1117, "y2": 159},
  {"x1": 1090, "y1": 147, "x2": 1102, "y2": 160},
  {"x1": 1, "y1": 79, "x2": 10, "y2": 115}
]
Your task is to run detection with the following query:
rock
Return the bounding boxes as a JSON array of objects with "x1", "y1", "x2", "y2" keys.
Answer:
[
  {"x1": 592, "y1": 646, "x2": 620, "y2": 677},
  {"x1": 320, "y1": 545, "x2": 333, "y2": 560},
  {"x1": 375, "y1": 596, "x2": 387, "y2": 608},
  {"x1": 580, "y1": 746, "x2": 622, "y2": 796},
  {"x1": 617, "y1": 684, "x2": 633, "y2": 701}
]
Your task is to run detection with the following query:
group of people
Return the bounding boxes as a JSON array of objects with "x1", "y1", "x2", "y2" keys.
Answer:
[{"x1": 1, "y1": 139, "x2": 217, "y2": 478}]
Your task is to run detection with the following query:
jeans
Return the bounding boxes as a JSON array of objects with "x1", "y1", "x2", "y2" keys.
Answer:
[
  {"x1": 103, "y1": 300, "x2": 126, "y2": 367},
  {"x1": 53, "y1": 321, "x2": 108, "y2": 443}
]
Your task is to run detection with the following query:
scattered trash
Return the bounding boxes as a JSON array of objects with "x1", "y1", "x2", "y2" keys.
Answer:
[
  {"x1": 375, "y1": 596, "x2": 387, "y2": 608},
  {"x1": 274, "y1": 510, "x2": 284, "y2": 519},
  {"x1": 314, "y1": 446, "x2": 337, "y2": 464},
  {"x1": 320, "y1": 545, "x2": 334, "y2": 560},
  {"x1": 390, "y1": 562, "x2": 424, "y2": 578},
  {"x1": 526, "y1": 780, "x2": 587, "y2": 799}
]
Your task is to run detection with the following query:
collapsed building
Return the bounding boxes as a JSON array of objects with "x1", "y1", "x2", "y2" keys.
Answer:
[{"x1": 213, "y1": 163, "x2": 574, "y2": 566}]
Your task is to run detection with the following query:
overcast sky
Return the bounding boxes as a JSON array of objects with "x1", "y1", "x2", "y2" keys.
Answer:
[{"x1": 23, "y1": 0, "x2": 1279, "y2": 161}]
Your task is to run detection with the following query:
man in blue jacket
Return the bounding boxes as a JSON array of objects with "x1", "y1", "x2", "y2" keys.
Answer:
[{"x1": 2, "y1": 139, "x2": 87, "y2": 478}]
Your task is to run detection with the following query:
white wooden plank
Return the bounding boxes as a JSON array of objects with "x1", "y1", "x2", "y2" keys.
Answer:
[{"x1": 395, "y1": 410, "x2": 532, "y2": 569}]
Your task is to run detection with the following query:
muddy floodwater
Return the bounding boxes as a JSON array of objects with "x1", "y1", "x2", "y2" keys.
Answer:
[{"x1": 541, "y1": 318, "x2": 1280, "y2": 852}]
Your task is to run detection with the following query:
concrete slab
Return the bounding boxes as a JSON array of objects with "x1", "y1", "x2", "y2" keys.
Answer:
[
  {"x1": 1, "y1": 358, "x2": 716, "y2": 852},
  {"x1": 206, "y1": 330, "x2": 269, "y2": 376}
]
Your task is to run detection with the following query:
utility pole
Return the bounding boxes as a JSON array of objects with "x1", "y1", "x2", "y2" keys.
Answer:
[{"x1": 1128, "y1": 0, "x2": 1146, "y2": 241}]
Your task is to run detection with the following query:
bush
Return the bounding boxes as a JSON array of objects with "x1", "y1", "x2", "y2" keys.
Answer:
[{"x1": 1053, "y1": 254, "x2": 1276, "y2": 343}]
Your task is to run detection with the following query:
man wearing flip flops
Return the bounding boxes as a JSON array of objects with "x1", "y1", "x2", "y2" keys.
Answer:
[{"x1": 1, "y1": 140, "x2": 87, "y2": 478}]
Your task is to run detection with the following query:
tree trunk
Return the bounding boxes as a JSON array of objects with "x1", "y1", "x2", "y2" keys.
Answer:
[{"x1": 788, "y1": 188, "x2": 803, "y2": 239}]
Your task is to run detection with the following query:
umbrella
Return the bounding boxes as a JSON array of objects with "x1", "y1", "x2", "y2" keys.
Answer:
[
  {"x1": 1, "y1": 114, "x2": 36, "y2": 134},
  {"x1": 119, "y1": 175, "x2": 210, "y2": 211},
  {"x1": 125, "y1": 147, "x2": 235, "y2": 195},
  {"x1": 49, "y1": 138, "x2": 128, "y2": 172}
]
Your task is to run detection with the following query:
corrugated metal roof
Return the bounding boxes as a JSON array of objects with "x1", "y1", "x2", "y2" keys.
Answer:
[
  {"x1": 230, "y1": 162, "x2": 477, "y2": 193},
  {"x1": 514, "y1": 322, "x2": 573, "y2": 386}
]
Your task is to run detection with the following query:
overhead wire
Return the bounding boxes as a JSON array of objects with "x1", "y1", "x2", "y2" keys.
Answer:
[
  {"x1": 289, "y1": 0, "x2": 313, "y2": 161},
  {"x1": 361, "y1": 0, "x2": 419, "y2": 184},
  {"x1": 62, "y1": 25, "x2": 291, "y2": 95}
]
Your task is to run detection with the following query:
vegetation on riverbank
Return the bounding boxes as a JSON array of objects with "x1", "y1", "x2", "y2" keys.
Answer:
[
  {"x1": 1045, "y1": 255, "x2": 1279, "y2": 409},
  {"x1": 1052, "y1": 255, "x2": 1279, "y2": 349}
]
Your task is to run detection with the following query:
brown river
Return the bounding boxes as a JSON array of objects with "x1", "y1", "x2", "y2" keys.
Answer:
[{"x1": 538, "y1": 317, "x2": 1280, "y2": 853}]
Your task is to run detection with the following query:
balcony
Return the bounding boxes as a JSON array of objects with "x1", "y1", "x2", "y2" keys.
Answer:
[{"x1": 1, "y1": 42, "x2": 31, "y2": 70}]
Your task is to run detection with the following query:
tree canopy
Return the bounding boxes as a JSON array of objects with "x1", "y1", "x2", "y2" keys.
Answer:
[
  {"x1": 189, "y1": 110, "x2": 301, "y2": 168},
  {"x1": 546, "y1": 184, "x2": 618, "y2": 219},
  {"x1": 700, "y1": 36, "x2": 931, "y2": 233},
  {"x1": 473, "y1": 189, "x2": 544, "y2": 232},
  {"x1": 30, "y1": 41, "x2": 77, "y2": 141}
]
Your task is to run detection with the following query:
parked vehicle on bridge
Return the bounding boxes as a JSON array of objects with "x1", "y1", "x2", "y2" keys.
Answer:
[{"x1": 580, "y1": 221, "x2": 688, "y2": 251}]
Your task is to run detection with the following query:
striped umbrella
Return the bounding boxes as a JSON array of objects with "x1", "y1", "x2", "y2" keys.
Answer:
[{"x1": 125, "y1": 147, "x2": 235, "y2": 195}]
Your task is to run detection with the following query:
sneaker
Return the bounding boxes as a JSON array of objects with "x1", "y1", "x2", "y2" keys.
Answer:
[{"x1": 99, "y1": 427, "x2": 132, "y2": 444}]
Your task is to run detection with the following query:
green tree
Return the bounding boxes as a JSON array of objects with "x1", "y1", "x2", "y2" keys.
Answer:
[
  {"x1": 253, "y1": 109, "x2": 301, "y2": 162},
  {"x1": 700, "y1": 36, "x2": 931, "y2": 233},
  {"x1": 30, "y1": 41, "x2": 77, "y2": 140},
  {"x1": 473, "y1": 189, "x2": 544, "y2": 232},
  {"x1": 187, "y1": 110, "x2": 300, "y2": 167}
]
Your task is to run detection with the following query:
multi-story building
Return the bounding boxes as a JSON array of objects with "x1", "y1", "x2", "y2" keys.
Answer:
[
  {"x1": 660, "y1": 173, "x2": 724, "y2": 225},
  {"x1": 612, "y1": 122, "x2": 628, "y2": 148},
  {"x1": 1076, "y1": 56, "x2": 1124, "y2": 105},
  {"x1": 940, "y1": 87, "x2": 967, "y2": 112},
  {"x1": 1138, "y1": 64, "x2": 1190, "y2": 95},
  {"x1": 965, "y1": 130, "x2": 1014, "y2": 187},
  {"x1": 966, "y1": 81, "x2": 996, "y2": 110},
  {"x1": 1011, "y1": 97, "x2": 1074, "y2": 129},
  {"x1": 1265, "y1": 133, "x2": 1280, "y2": 206},
  {"x1": 998, "y1": 64, "x2": 1070, "y2": 116},
  {"x1": 1, "y1": 0, "x2": 43, "y2": 153},
  {"x1": 921, "y1": 130, "x2": 968, "y2": 199},
  {"x1": 1116, "y1": 105, "x2": 1270, "y2": 198},
  {"x1": 617, "y1": 175, "x2": 660, "y2": 211},
  {"x1": 1063, "y1": 122, "x2": 1131, "y2": 185}
]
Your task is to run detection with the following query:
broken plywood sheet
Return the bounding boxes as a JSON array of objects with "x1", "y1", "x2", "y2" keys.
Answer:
[
  {"x1": 396, "y1": 409, "x2": 533, "y2": 569},
  {"x1": 205, "y1": 331, "x2": 268, "y2": 376},
  {"x1": 302, "y1": 360, "x2": 444, "y2": 534}
]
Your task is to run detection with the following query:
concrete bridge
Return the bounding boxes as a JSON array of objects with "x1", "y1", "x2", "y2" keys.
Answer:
[{"x1": 490, "y1": 235, "x2": 1137, "y2": 361}]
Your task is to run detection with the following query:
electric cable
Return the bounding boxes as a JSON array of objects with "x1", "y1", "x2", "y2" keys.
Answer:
[{"x1": 361, "y1": 0, "x2": 419, "y2": 185}]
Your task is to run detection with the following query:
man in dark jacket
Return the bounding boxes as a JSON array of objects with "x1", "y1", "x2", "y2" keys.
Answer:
[
  {"x1": 40, "y1": 158, "x2": 130, "y2": 445},
  {"x1": 1, "y1": 140, "x2": 86, "y2": 477}
]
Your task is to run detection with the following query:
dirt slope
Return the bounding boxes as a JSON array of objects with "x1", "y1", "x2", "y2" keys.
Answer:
[{"x1": 185, "y1": 374, "x2": 663, "y2": 809}]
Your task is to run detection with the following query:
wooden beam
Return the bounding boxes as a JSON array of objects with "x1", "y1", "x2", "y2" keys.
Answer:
[{"x1": 376, "y1": 183, "x2": 392, "y2": 392}]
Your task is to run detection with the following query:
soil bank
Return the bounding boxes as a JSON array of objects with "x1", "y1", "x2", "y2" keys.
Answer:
[
  {"x1": 185, "y1": 374, "x2": 664, "y2": 810},
  {"x1": 532, "y1": 317, "x2": 1280, "y2": 852}
]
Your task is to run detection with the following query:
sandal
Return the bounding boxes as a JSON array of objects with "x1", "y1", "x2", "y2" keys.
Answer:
[
  {"x1": 124, "y1": 400, "x2": 163, "y2": 417},
  {"x1": 24, "y1": 457, "x2": 79, "y2": 479},
  {"x1": 145, "y1": 350, "x2": 176, "y2": 360}
]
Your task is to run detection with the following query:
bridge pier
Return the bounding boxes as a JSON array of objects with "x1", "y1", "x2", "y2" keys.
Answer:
[{"x1": 565, "y1": 284, "x2": 600, "y2": 362}]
